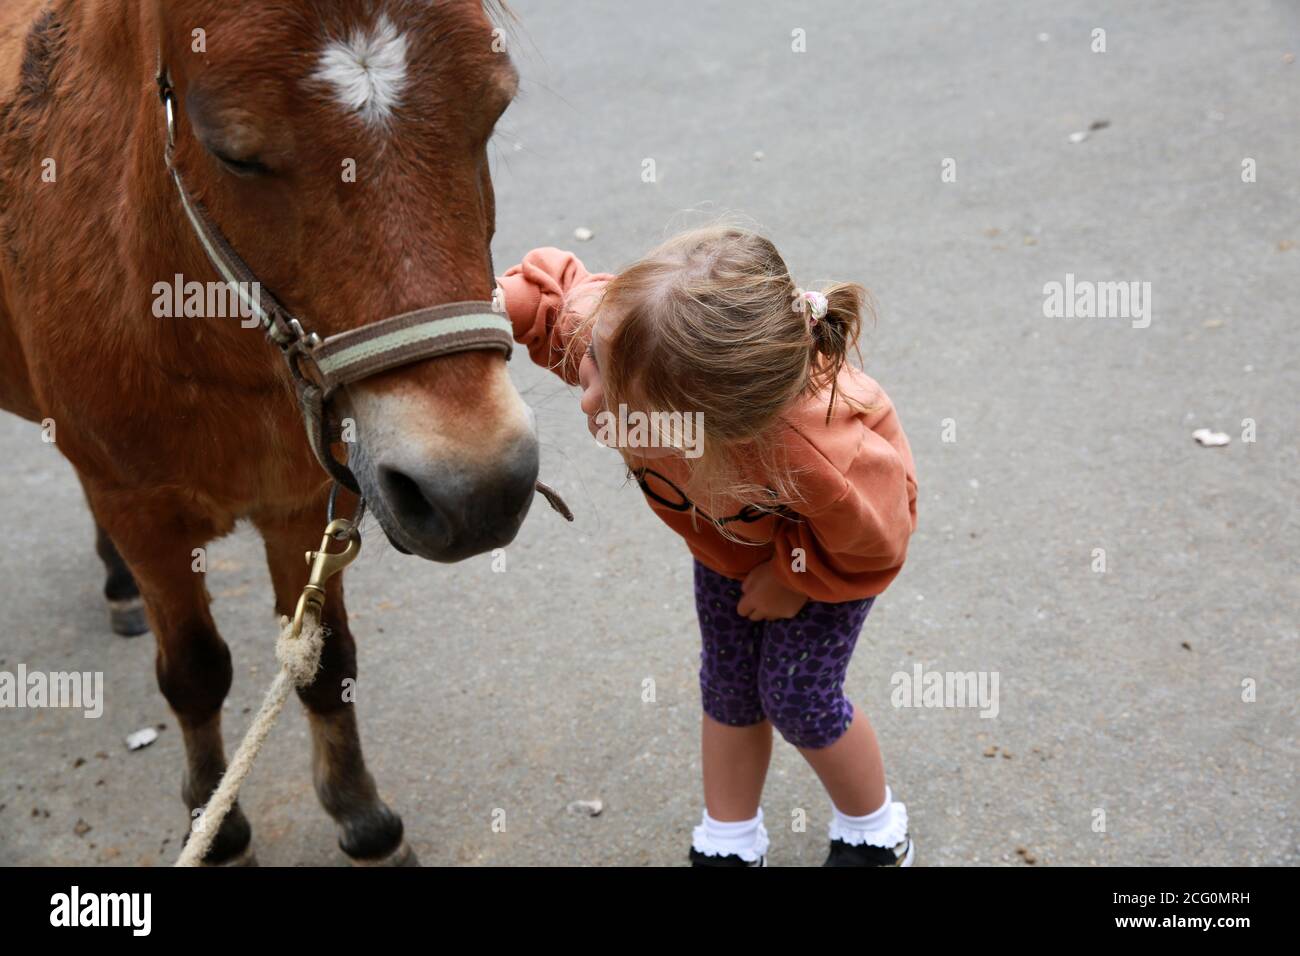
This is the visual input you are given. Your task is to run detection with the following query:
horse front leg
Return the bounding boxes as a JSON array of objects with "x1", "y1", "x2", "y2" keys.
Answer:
[
  {"x1": 256, "y1": 499, "x2": 415, "y2": 866},
  {"x1": 83, "y1": 485, "x2": 254, "y2": 864}
]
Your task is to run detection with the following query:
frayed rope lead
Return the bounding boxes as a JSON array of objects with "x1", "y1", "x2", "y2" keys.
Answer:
[{"x1": 175, "y1": 613, "x2": 324, "y2": 867}]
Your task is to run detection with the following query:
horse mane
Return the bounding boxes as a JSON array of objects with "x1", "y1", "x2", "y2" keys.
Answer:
[
  {"x1": 10, "y1": 4, "x2": 69, "y2": 111},
  {"x1": 1, "y1": 4, "x2": 69, "y2": 268}
]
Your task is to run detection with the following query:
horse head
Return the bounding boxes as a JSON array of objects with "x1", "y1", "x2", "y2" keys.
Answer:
[{"x1": 154, "y1": 0, "x2": 535, "y2": 561}]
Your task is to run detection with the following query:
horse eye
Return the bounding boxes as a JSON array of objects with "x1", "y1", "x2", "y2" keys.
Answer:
[{"x1": 211, "y1": 149, "x2": 269, "y2": 177}]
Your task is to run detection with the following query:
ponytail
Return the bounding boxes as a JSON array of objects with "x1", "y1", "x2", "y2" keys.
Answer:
[{"x1": 801, "y1": 282, "x2": 871, "y2": 423}]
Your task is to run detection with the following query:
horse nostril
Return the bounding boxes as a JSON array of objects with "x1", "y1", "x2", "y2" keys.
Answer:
[
  {"x1": 378, "y1": 466, "x2": 453, "y2": 548},
  {"x1": 379, "y1": 466, "x2": 425, "y2": 514}
]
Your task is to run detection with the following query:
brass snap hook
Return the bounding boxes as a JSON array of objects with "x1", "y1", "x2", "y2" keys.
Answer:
[{"x1": 289, "y1": 518, "x2": 361, "y2": 638}]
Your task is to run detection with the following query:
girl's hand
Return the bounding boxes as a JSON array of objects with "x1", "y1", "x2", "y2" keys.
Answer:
[{"x1": 737, "y1": 560, "x2": 809, "y2": 621}]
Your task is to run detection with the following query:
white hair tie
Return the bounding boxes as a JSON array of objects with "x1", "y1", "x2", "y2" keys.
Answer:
[{"x1": 795, "y1": 289, "x2": 829, "y2": 326}]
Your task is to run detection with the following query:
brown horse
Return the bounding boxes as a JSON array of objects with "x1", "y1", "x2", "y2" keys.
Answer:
[{"x1": 0, "y1": 0, "x2": 533, "y2": 864}]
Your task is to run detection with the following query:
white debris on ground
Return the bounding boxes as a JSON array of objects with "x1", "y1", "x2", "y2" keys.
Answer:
[
  {"x1": 573, "y1": 227, "x2": 593, "y2": 241},
  {"x1": 566, "y1": 799, "x2": 603, "y2": 817},
  {"x1": 125, "y1": 727, "x2": 158, "y2": 751},
  {"x1": 1069, "y1": 120, "x2": 1110, "y2": 144},
  {"x1": 1192, "y1": 428, "x2": 1231, "y2": 447}
]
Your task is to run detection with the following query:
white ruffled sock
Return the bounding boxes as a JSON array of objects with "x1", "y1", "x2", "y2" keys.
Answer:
[
  {"x1": 829, "y1": 786, "x2": 909, "y2": 847},
  {"x1": 692, "y1": 808, "x2": 770, "y2": 862}
]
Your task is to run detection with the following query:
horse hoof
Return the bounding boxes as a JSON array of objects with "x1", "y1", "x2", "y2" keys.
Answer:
[
  {"x1": 348, "y1": 840, "x2": 420, "y2": 867},
  {"x1": 108, "y1": 597, "x2": 149, "y2": 637},
  {"x1": 199, "y1": 844, "x2": 258, "y2": 867}
]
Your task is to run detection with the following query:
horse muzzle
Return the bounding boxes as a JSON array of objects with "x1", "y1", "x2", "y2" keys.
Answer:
[
  {"x1": 374, "y1": 438, "x2": 538, "y2": 562},
  {"x1": 343, "y1": 382, "x2": 541, "y2": 562}
]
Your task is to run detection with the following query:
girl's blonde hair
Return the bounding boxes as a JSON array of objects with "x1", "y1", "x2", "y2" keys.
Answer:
[{"x1": 565, "y1": 223, "x2": 874, "y2": 529}]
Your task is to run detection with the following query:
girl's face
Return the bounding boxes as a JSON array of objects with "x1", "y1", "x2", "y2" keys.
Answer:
[{"x1": 578, "y1": 313, "x2": 678, "y2": 460}]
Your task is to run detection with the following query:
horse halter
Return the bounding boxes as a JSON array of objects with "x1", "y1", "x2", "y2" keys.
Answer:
[{"x1": 154, "y1": 69, "x2": 571, "y2": 521}]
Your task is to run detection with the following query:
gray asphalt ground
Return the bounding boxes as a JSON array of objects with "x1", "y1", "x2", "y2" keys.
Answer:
[{"x1": 2, "y1": 0, "x2": 1297, "y2": 867}]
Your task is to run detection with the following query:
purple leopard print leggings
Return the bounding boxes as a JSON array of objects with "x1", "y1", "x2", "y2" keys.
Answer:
[{"x1": 694, "y1": 559, "x2": 876, "y2": 749}]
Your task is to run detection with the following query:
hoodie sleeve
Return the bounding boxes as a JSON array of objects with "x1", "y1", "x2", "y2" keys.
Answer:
[
  {"x1": 766, "y1": 425, "x2": 918, "y2": 602},
  {"x1": 496, "y1": 247, "x2": 613, "y2": 385}
]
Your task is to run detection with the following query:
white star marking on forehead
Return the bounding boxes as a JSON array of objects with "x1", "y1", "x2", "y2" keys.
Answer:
[{"x1": 313, "y1": 14, "x2": 409, "y2": 126}]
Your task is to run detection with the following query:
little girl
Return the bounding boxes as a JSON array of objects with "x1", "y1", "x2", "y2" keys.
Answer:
[{"x1": 497, "y1": 225, "x2": 918, "y2": 867}]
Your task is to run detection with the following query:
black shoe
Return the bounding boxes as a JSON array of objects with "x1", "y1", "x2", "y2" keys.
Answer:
[
  {"x1": 822, "y1": 835, "x2": 914, "y2": 867},
  {"x1": 689, "y1": 847, "x2": 766, "y2": 867}
]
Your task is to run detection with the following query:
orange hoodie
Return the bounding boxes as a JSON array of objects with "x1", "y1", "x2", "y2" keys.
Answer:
[{"x1": 498, "y1": 247, "x2": 918, "y2": 602}]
